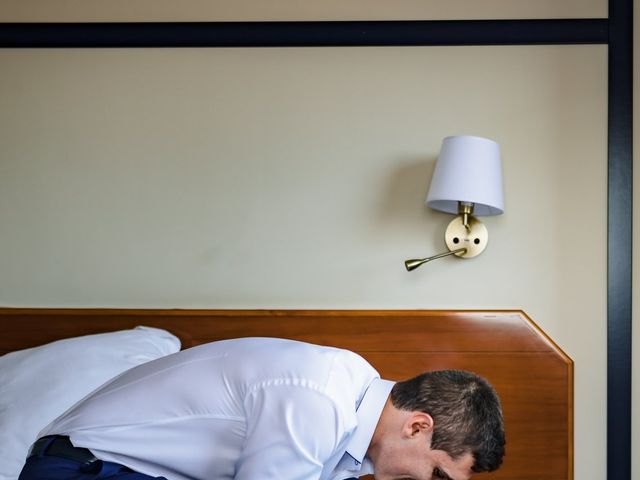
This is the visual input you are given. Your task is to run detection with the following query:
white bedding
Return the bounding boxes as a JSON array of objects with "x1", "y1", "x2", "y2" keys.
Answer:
[{"x1": 0, "y1": 326, "x2": 180, "y2": 480}]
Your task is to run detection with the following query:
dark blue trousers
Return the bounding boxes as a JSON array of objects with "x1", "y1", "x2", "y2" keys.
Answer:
[{"x1": 19, "y1": 455, "x2": 167, "y2": 480}]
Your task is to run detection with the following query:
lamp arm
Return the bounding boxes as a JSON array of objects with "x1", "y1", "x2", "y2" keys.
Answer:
[{"x1": 404, "y1": 247, "x2": 467, "y2": 271}]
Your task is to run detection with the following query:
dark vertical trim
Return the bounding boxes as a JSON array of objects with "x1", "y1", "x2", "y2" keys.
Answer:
[{"x1": 608, "y1": 0, "x2": 633, "y2": 479}]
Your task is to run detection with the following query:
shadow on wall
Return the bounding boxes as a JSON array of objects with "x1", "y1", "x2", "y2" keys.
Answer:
[{"x1": 374, "y1": 155, "x2": 452, "y2": 250}]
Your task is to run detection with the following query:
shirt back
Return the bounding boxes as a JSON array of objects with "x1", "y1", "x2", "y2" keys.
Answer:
[{"x1": 43, "y1": 337, "x2": 379, "y2": 480}]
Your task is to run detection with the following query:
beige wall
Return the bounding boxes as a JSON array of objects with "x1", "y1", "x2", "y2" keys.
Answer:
[
  {"x1": 0, "y1": 3, "x2": 628, "y2": 480},
  {"x1": 0, "y1": 44, "x2": 608, "y2": 480},
  {"x1": 0, "y1": 0, "x2": 606, "y2": 21}
]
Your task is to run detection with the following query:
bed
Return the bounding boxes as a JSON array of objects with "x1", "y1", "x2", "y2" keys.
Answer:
[{"x1": 0, "y1": 308, "x2": 572, "y2": 480}]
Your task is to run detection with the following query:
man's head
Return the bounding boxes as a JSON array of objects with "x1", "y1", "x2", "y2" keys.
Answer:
[{"x1": 367, "y1": 370, "x2": 505, "y2": 480}]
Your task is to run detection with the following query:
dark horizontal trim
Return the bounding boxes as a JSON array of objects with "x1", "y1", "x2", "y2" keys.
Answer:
[{"x1": 0, "y1": 18, "x2": 608, "y2": 48}]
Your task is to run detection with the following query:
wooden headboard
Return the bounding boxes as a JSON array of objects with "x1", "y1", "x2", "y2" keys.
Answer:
[{"x1": 0, "y1": 309, "x2": 572, "y2": 480}]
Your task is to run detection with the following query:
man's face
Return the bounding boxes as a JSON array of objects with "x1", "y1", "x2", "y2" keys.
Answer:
[
  {"x1": 368, "y1": 410, "x2": 475, "y2": 480},
  {"x1": 371, "y1": 441, "x2": 474, "y2": 480},
  {"x1": 367, "y1": 401, "x2": 476, "y2": 480}
]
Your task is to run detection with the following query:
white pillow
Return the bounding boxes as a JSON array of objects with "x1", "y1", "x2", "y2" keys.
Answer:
[{"x1": 0, "y1": 326, "x2": 181, "y2": 480}]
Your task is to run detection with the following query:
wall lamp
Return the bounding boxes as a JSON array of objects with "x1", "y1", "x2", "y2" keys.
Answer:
[{"x1": 405, "y1": 135, "x2": 504, "y2": 271}]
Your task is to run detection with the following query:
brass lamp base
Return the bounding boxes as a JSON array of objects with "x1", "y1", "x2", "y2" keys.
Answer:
[
  {"x1": 444, "y1": 215, "x2": 488, "y2": 258},
  {"x1": 404, "y1": 214, "x2": 489, "y2": 271}
]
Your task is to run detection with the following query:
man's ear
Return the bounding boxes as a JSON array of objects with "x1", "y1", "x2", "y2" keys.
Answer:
[{"x1": 403, "y1": 412, "x2": 434, "y2": 438}]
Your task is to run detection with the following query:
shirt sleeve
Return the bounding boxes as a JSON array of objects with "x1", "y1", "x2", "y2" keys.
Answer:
[{"x1": 234, "y1": 384, "x2": 345, "y2": 480}]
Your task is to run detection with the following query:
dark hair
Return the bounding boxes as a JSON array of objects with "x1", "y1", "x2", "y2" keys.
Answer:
[{"x1": 390, "y1": 370, "x2": 505, "y2": 473}]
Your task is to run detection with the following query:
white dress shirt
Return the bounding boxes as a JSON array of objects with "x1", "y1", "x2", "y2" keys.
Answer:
[{"x1": 42, "y1": 337, "x2": 394, "y2": 480}]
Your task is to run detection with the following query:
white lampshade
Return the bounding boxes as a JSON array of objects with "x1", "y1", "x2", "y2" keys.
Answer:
[{"x1": 426, "y1": 135, "x2": 504, "y2": 216}]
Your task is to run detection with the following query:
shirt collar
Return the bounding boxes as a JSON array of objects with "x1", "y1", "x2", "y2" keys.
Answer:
[{"x1": 345, "y1": 378, "x2": 395, "y2": 464}]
